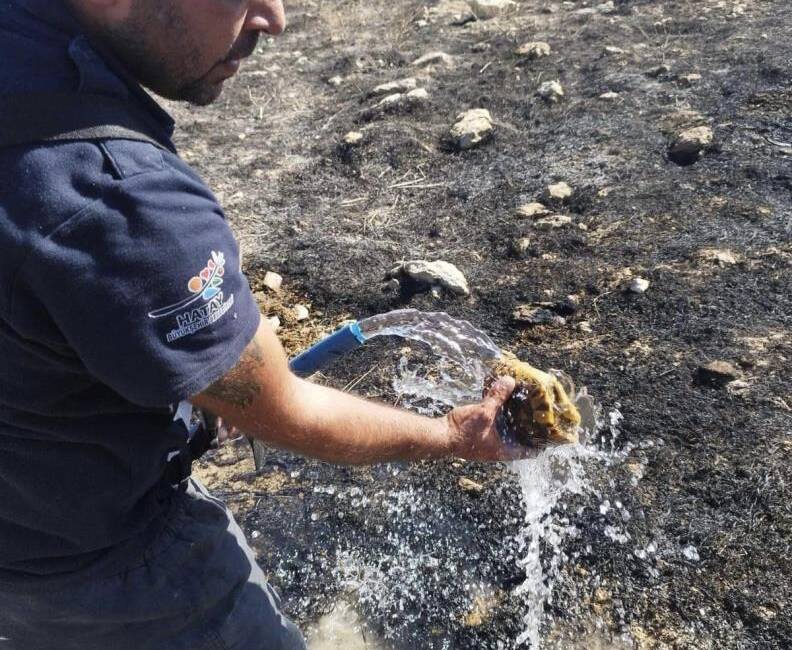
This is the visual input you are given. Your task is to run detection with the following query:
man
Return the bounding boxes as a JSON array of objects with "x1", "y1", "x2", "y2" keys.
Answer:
[{"x1": 0, "y1": 1, "x2": 521, "y2": 648}]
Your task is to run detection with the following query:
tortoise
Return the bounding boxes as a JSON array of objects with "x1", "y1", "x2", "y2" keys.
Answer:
[{"x1": 485, "y1": 351, "x2": 582, "y2": 449}]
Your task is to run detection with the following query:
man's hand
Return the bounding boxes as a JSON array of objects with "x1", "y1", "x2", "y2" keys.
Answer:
[
  {"x1": 191, "y1": 317, "x2": 527, "y2": 465},
  {"x1": 445, "y1": 376, "x2": 533, "y2": 462}
]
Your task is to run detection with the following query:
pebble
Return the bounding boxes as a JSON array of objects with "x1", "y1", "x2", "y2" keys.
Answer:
[
  {"x1": 263, "y1": 271, "x2": 283, "y2": 292},
  {"x1": 537, "y1": 80, "x2": 565, "y2": 103},
  {"x1": 604, "y1": 45, "x2": 626, "y2": 55},
  {"x1": 468, "y1": 0, "x2": 516, "y2": 19},
  {"x1": 515, "y1": 41, "x2": 551, "y2": 59},
  {"x1": 546, "y1": 181, "x2": 573, "y2": 201},
  {"x1": 293, "y1": 305, "x2": 310, "y2": 321},
  {"x1": 534, "y1": 214, "x2": 572, "y2": 229},
  {"x1": 599, "y1": 91, "x2": 620, "y2": 101},
  {"x1": 627, "y1": 277, "x2": 650, "y2": 294},
  {"x1": 413, "y1": 51, "x2": 454, "y2": 68},
  {"x1": 343, "y1": 130, "x2": 364, "y2": 145},
  {"x1": 646, "y1": 63, "x2": 672, "y2": 78},
  {"x1": 458, "y1": 477, "x2": 485, "y2": 494},
  {"x1": 669, "y1": 125, "x2": 713, "y2": 166},
  {"x1": 372, "y1": 88, "x2": 429, "y2": 112},
  {"x1": 696, "y1": 248, "x2": 738, "y2": 266},
  {"x1": 327, "y1": 75, "x2": 344, "y2": 86},
  {"x1": 694, "y1": 361, "x2": 742, "y2": 388},
  {"x1": 449, "y1": 108, "x2": 494, "y2": 150},
  {"x1": 678, "y1": 73, "x2": 702, "y2": 87},
  {"x1": 515, "y1": 201, "x2": 550, "y2": 217},
  {"x1": 577, "y1": 320, "x2": 593, "y2": 334},
  {"x1": 369, "y1": 77, "x2": 418, "y2": 97},
  {"x1": 512, "y1": 305, "x2": 566, "y2": 326},
  {"x1": 388, "y1": 260, "x2": 470, "y2": 296}
]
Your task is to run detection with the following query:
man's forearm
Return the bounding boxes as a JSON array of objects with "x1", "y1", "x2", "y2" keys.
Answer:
[{"x1": 247, "y1": 376, "x2": 453, "y2": 465}]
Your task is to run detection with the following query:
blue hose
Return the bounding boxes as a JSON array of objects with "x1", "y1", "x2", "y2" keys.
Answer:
[{"x1": 288, "y1": 321, "x2": 367, "y2": 378}]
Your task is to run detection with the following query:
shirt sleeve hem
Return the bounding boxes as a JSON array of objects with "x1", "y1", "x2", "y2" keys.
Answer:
[{"x1": 157, "y1": 308, "x2": 262, "y2": 406}]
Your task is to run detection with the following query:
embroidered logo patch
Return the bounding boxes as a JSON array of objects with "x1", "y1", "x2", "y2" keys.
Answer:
[{"x1": 148, "y1": 251, "x2": 235, "y2": 342}]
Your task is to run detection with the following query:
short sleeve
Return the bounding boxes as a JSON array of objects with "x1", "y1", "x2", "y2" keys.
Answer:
[{"x1": 18, "y1": 161, "x2": 261, "y2": 407}]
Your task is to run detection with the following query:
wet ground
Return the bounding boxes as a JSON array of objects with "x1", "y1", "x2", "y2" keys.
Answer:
[{"x1": 178, "y1": 0, "x2": 790, "y2": 647}]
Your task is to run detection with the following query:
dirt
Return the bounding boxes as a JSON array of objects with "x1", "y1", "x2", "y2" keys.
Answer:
[{"x1": 182, "y1": 1, "x2": 790, "y2": 648}]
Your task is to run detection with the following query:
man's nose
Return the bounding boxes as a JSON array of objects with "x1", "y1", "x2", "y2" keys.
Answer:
[{"x1": 244, "y1": 0, "x2": 286, "y2": 36}]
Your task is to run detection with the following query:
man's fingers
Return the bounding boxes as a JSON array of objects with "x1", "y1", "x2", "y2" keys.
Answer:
[{"x1": 482, "y1": 375, "x2": 516, "y2": 413}]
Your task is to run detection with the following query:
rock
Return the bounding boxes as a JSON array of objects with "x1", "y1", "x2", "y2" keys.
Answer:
[
  {"x1": 388, "y1": 260, "x2": 470, "y2": 296},
  {"x1": 369, "y1": 77, "x2": 418, "y2": 97},
  {"x1": 537, "y1": 80, "x2": 564, "y2": 103},
  {"x1": 327, "y1": 75, "x2": 344, "y2": 87},
  {"x1": 343, "y1": 130, "x2": 364, "y2": 146},
  {"x1": 512, "y1": 305, "x2": 566, "y2": 326},
  {"x1": 599, "y1": 91, "x2": 620, "y2": 101},
  {"x1": 577, "y1": 320, "x2": 593, "y2": 334},
  {"x1": 669, "y1": 126, "x2": 713, "y2": 166},
  {"x1": 468, "y1": 0, "x2": 516, "y2": 19},
  {"x1": 263, "y1": 271, "x2": 283, "y2": 292},
  {"x1": 576, "y1": 1, "x2": 615, "y2": 15},
  {"x1": 267, "y1": 316, "x2": 281, "y2": 332},
  {"x1": 660, "y1": 110, "x2": 707, "y2": 136},
  {"x1": 381, "y1": 278, "x2": 401, "y2": 293},
  {"x1": 449, "y1": 108, "x2": 494, "y2": 150},
  {"x1": 510, "y1": 236, "x2": 532, "y2": 257},
  {"x1": 546, "y1": 181, "x2": 573, "y2": 201},
  {"x1": 604, "y1": 45, "x2": 625, "y2": 55},
  {"x1": 413, "y1": 51, "x2": 454, "y2": 68},
  {"x1": 516, "y1": 41, "x2": 551, "y2": 59},
  {"x1": 293, "y1": 304, "x2": 310, "y2": 321},
  {"x1": 696, "y1": 248, "x2": 738, "y2": 266},
  {"x1": 694, "y1": 361, "x2": 742, "y2": 388},
  {"x1": 458, "y1": 477, "x2": 485, "y2": 494},
  {"x1": 627, "y1": 277, "x2": 650, "y2": 294},
  {"x1": 646, "y1": 63, "x2": 672, "y2": 78},
  {"x1": 678, "y1": 73, "x2": 702, "y2": 87},
  {"x1": 515, "y1": 201, "x2": 550, "y2": 218},
  {"x1": 534, "y1": 214, "x2": 572, "y2": 229},
  {"x1": 374, "y1": 88, "x2": 429, "y2": 110}
]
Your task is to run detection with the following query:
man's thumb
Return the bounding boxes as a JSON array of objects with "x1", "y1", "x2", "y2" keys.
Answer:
[{"x1": 483, "y1": 375, "x2": 516, "y2": 412}]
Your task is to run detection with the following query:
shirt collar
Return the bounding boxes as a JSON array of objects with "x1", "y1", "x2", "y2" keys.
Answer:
[{"x1": 13, "y1": 0, "x2": 176, "y2": 139}]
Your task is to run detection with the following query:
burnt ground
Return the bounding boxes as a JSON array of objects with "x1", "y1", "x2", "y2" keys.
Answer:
[{"x1": 175, "y1": 1, "x2": 791, "y2": 648}]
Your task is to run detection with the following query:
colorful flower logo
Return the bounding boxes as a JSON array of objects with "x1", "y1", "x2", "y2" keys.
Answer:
[{"x1": 148, "y1": 251, "x2": 228, "y2": 319}]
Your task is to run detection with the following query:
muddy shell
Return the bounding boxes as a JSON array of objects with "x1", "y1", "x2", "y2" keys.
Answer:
[{"x1": 485, "y1": 352, "x2": 581, "y2": 449}]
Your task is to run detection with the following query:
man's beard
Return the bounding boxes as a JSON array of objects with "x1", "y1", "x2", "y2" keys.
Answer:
[{"x1": 102, "y1": 3, "x2": 223, "y2": 106}]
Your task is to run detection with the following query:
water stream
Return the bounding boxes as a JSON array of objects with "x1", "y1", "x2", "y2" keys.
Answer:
[{"x1": 350, "y1": 310, "x2": 617, "y2": 647}]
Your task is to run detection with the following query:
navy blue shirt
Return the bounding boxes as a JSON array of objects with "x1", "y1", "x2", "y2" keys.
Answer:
[{"x1": 0, "y1": 0, "x2": 261, "y2": 577}]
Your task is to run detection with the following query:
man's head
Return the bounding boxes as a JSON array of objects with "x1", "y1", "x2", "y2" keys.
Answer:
[{"x1": 68, "y1": 0, "x2": 286, "y2": 105}]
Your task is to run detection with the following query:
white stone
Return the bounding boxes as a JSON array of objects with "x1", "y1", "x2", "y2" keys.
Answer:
[
  {"x1": 697, "y1": 248, "x2": 738, "y2": 266},
  {"x1": 534, "y1": 214, "x2": 572, "y2": 229},
  {"x1": 599, "y1": 91, "x2": 620, "y2": 101},
  {"x1": 604, "y1": 46, "x2": 626, "y2": 55},
  {"x1": 293, "y1": 305, "x2": 310, "y2": 321},
  {"x1": 413, "y1": 51, "x2": 454, "y2": 68},
  {"x1": 371, "y1": 88, "x2": 429, "y2": 113},
  {"x1": 515, "y1": 202, "x2": 550, "y2": 217},
  {"x1": 263, "y1": 271, "x2": 283, "y2": 292},
  {"x1": 516, "y1": 41, "x2": 551, "y2": 59},
  {"x1": 327, "y1": 75, "x2": 343, "y2": 87},
  {"x1": 389, "y1": 260, "x2": 470, "y2": 296},
  {"x1": 343, "y1": 131, "x2": 364, "y2": 145},
  {"x1": 468, "y1": 0, "x2": 516, "y2": 19},
  {"x1": 449, "y1": 108, "x2": 494, "y2": 150},
  {"x1": 679, "y1": 73, "x2": 702, "y2": 86},
  {"x1": 369, "y1": 77, "x2": 418, "y2": 97},
  {"x1": 669, "y1": 126, "x2": 714, "y2": 165},
  {"x1": 547, "y1": 181, "x2": 573, "y2": 200},
  {"x1": 627, "y1": 277, "x2": 650, "y2": 294},
  {"x1": 537, "y1": 80, "x2": 565, "y2": 102}
]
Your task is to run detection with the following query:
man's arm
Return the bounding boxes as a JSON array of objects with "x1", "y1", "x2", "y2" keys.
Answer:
[{"x1": 191, "y1": 318, "x2": 522, "y2": 465}]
